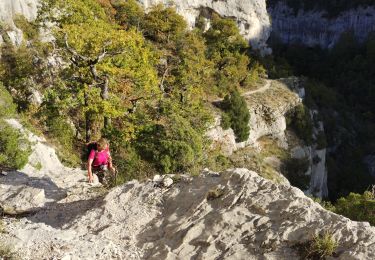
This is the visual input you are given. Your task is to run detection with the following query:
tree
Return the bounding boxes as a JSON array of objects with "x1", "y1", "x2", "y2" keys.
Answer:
[
  {"x1": 203, "y1": 14, "x2": 253, "y2": 92},
  {"x1": 221, "y1": 90, "x2": 250, "y2": 142},
  {"x1": 39, "y1": 0, "x2": 159, "y2": 142},
  {"x1": 142, "y1": 4, "x2": 187, "y2": 45},
  {"x1": 112, "y1": 0, "x2": 145, "y2": 29}
]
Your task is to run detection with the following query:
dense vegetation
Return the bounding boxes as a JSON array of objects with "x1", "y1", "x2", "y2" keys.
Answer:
[
  {"x1": 0, "y1": 0, "x2": 264, "y2": 183},
  {"x1": 0, "y1": 84, "x2": 31, "y2": 170},
  {"x1": 220, "y1": 90, "x2": 250, "y2": 142},
  {"x1": 315, "y1": 187, "x2": 375, "y2": 226},
  {"x1": 267, "y1": 0, "x2": 375, "y2": 16},
  {"x1": 267, "y1": 31, "x2": 375, "y2": 201}
]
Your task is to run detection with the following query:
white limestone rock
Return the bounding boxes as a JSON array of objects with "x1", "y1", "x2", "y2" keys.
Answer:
[
  {"x1": 137, "y1": 0, "x2": 272, "y2": 53},
  {"x1": 0, "y1": 0, "x2": 39, "y2": 45},
  {"x1": 2, "y1": 168, "x2": 375, "y2": 259},
  {"x1": 0, "y1": 186, "x2": 45, "y2": 215},
  {"x1": 162, "y1": 177, "x2": 173, "y2": 188}
]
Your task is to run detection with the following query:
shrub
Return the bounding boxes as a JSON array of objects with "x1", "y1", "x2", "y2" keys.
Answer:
[
  {"x1": 334, "y1": 189, "x2": 375, "y2": 225},
  {"x1": 0, "y1": 244, "x2": 18, "y2": 260},
  {"x1": 136, "y1": 114, "x2": 204, "y2": 174},
  {"x1": 287, "y1": 104, "x2": 313, "y2": 145},
  {"x1": 220, "y1": 113, "x2": 231, "y2": 130},
  {"x1": 13, "y1": 14, "x2": 39, "y2": 41},
  {"x1": 102, "y1": 126, "x2": 156, "y2": 184},
  {"x1": 308, "y1": 232, "x2": 338, "y2": 259},
  {"x1": 0, "y1": 83, "x2": 16, "y2": 118},
  {"x1": 282, "y1": 157, "x2": 310, "y2": 190},
  {"x1": 0, "y1": 123, "x2": 31, "y2": 170},
  {"x1": 46, "y1": 117, "x2": 75, "y2": 149},
  {"x1": 221, "y1": 90, "x2": 250, "y2": 142},
  {"x1": 142, "y1": 4, "x2": 187, "y2": 44},
  {"x1": 294, "y1": 231, "x2": 338, "y2": 259},
  {"x1": 112, "y1": 0, "x2": 144, "y2": 29}
]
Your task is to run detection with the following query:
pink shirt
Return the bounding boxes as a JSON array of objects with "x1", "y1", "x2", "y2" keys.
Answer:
[{"x1": 89, "y1": 147, "x2": 110, "y2": 167}]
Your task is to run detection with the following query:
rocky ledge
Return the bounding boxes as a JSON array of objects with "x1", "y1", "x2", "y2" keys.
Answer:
[{"x1": 1, "y1": 167, "x2": 374, "y2": 259}]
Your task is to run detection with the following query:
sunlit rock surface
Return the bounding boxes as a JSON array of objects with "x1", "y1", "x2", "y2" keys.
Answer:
[{"x1": 1, "y1": 167, "x2": 374, "y2": 259}]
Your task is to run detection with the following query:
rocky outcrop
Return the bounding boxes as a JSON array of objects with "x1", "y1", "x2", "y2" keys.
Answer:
[
  {"x1": 207, "y1": 77, "x2": 328, "y2": 198},
  {"x1": 1, "y1": 168, "x2": 375, "y2": 259},
  {"x1": 0, "y1": 119, "x2": 88, "y2": 215},
  {"x1": 137, "y1": 0, "x2": 271, "y2": 53},
  {"x1": 207, "y1": 78, "x2": 302, "y2": 155},
  {"x1": 269, "y1": 2, "x2": 375, "y2": 48},
  {"x1": 0, "y1": 0, "x2": 39, "y2": 45}
]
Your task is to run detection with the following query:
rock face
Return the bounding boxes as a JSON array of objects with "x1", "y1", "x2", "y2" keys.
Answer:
[
  {"x1": 0, "y1": 0, "x2": 39, "y2": 45},
  {"x1": 269, "y1": 2, "x2": 375, "y2": 48},
  {"x1": 137, "y1": 0, "x2": 271, "y2": 53},
  {"x1": 1, "y1": 168, "x2": 375, "y2": 259}
]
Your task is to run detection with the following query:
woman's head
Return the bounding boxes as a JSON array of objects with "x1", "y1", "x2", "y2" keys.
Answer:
[{"x1": 97, "y1": 138, "x2": 108, "y2": 151}]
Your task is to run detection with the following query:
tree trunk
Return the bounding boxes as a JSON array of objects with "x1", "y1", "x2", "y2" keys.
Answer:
[
  {"x1": 101, "y1": 76, "x2": 111, "y2": 129},
  {"x1": 84, "y1": 90, "x2": 91, "y2": 143}
]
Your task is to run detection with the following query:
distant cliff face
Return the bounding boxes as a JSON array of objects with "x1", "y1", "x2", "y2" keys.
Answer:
[
  {"x1": 137, "y1": 0, "x2": 271, "y2": 53},
  {"x1": 269, "y1": 2, "x2": 375, "y2": 48},
  {"x1": 0, "y1": 0, "x2": 39, "y2": 45}
]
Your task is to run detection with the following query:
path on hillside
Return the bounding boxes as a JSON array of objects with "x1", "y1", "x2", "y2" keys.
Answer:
[
  {"x1": 212, "y1": 79, "x2": 272, "y2": 103},
  {"x1": 242, "y1": 79, "x2": 272, "y2": 96}
]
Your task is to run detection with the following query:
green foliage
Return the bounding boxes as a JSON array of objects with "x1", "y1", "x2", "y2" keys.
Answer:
[
  {"x1": 0, "y1": 83, "x2": 16, "y2": 118},
  {"x1": 286, "y1": 104, "x2": 313, "y2": 145},
  {"x1": 282, "y1": 157, "x2": 310, "y2": 190},
  {"x1": 205, "y1": 150, "x2": 231, "y2": 172},
  {"x1": 204, "y1": 14, "x2": 254, "y2": 92},
  {"x1": 334, "y1": 190, "x2": 375, "y2": 225},
  {"x1": 30, "y1": 0, "x2": 264, "y2": 183},
  {"x1": 220, "y1": 113, "x2": 231, "y2": 130},
  {"x1": 112, "y1": 0, "x2": 145, "y2": 29},
  {"x1": 0, "y1": 123, "x2": 31, "y2": 170},
  {"x1": 294, "y1": 231, "x2": 338, "y2": 259},
  {"x1": 221, "y1": 90, "x2": 250, "y2": 142},
  {"x1": 0, "y1": 43, "x2": 39, "y2": 111},
  {"x1": 136, "y1": 114, "x2": 204, "y2": 174},
  {"x1": 312, "y1": 196, "x2": 336, "y2": 212},
  {"x1": 13, "y1": 15, "x2": 39, "y2": 41},
  {"x1": 101, "y1": 126, "x2": 155, "y2": 184},
  {"x1": 308, "y1": 232, "x2": 338, "y2": 259},
  {"x1": 142, "y1": 4, "x2": 187, "y2": 44}
]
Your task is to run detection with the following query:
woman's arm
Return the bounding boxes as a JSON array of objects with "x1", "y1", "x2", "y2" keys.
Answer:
[{"x1": 87, "y1": 158, "x2": 94, "y2": 183}]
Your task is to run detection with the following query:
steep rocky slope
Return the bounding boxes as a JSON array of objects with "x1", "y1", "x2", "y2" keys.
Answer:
[
  {"x1": 269, "y1": 2, "x2": 375, "y2": 48},
  {"x1": 2, "y1": 165, "x2": 375, "y2": 259},
  {"x1": 1, "y1": 119, "x2": 374, "y2": 259},
  {"x1": 0, "y1": 119, "x2": 93, "y2": 215},
  {"x1": 0, "y1": 0, "x2": 39, "y2": 45}
]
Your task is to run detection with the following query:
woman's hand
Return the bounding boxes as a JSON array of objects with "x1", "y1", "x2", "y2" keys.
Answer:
[{"x1": 88, "y1": 171, "x2": 94, "y2": 183}]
